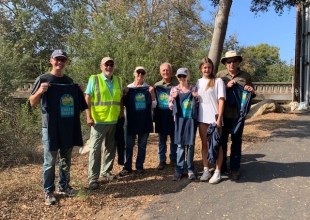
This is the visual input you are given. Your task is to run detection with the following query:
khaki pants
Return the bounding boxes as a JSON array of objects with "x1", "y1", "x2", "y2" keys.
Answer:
[{"x1": 88, "y1": 123, "x2": 117, "y2": 182}]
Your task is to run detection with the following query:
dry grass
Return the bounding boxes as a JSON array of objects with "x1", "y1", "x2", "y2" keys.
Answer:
[{"x1": 0, "y1": 113, "x2": 297, "y2": 220}]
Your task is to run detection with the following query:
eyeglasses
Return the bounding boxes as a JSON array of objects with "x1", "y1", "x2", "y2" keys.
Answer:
[
  {"x1": 226, "y1": 59, "x2": 238, "y2": 64},
  {"x1": 54, "y1": 57, "x2": 67, "y2": 62},
  {"x1": 177, "y1": 74, "x2": 187, "y2": 79},
  {"x1": 136, "y1": 70, "x2": 146, "y2": 75},
  {"x1": 104, "y1": 63, "x2": 114, "y2": 67}
]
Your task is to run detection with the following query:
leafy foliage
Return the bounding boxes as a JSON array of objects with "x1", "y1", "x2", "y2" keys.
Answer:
[
  {"x1": 0, "y1": 102, "x2": 41, "y2": 168},
  {"x1": 239, "y1": 44, "x2": 293, "y2": 82}
]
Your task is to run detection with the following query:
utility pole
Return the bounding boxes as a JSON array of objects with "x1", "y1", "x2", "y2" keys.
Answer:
[{"x1": 294, "y1": 2, "x2": 301, "y2": 102}]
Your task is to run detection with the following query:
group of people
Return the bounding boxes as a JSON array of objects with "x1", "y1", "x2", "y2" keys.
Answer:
[{"x1": 29, "y1": 49, "x2": 254, "y2": 206}]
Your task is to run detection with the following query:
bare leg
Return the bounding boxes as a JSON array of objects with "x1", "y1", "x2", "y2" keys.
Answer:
[{"x1": 199, "y1": 123, "x2": 209, "y2": 168}]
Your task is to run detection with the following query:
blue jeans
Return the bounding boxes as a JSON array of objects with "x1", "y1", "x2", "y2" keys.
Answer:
[
  {"x1": 158, "y1": 133, "x2": 177, "y2": 163},
  {"x1": 124, "y1": 133, "x2": 149, "y2": 171},
  {"x1": 175, "y1": 144, "x2": 195, "y2": 175},
  {"x1": 42, "y1": 128, "x2": 73, "y2": 193},
  {"x1": 221, "y1": 117, "x2": 244, "y2": 171}
]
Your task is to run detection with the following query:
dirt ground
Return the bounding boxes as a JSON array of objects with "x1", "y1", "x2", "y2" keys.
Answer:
[{"x1": 0, "y1": 113, "x2": 297, "y2": 220}]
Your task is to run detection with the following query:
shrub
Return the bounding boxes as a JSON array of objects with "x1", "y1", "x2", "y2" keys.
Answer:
[{"x1": 0, "y1": 102, "x2": 42, "y2": 168}]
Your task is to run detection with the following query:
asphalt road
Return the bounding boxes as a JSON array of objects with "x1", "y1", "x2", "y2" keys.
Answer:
[{"x1": 139, "y1": 112, "x2": 310, "y2": 220}]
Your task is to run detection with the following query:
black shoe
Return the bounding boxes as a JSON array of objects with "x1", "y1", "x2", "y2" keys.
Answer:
[
  {"x1": 136, "y1": 169, "x2": 144, "y2": 175},
  {"x1": 172, "y1": 172, "x2": 182, "y2": 181},
  {"x1": 230, "y1": 170, "x2": 240, "y2": 181},
  {"x1": 157, "y1": 161, "x2": 166, "y2": 170},
  {"x1": 58, "y1": 185, "x2": 77, "y2": 197},
  {"x1": 89, "y1": 181, "x2": 99, "y2": 190},
  {"x1": 118, "y1": 168, "x2": 132, "y2": 177}
]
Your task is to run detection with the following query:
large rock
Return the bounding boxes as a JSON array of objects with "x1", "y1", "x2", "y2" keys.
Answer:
[{"x1": 247, "y1": 99, "x2": 281, "y2": 118}]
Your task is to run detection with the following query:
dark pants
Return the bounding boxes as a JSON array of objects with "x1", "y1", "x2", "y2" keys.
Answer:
[
  {"x1": 115, "y1": 117, "x2": 125, "y2": 166},
  {"x1": 221, "y1": 117, "x2": 244, "y2": 172},
  {"x1": 158, "y1": 133, "x2": 177, "y2": 163}
]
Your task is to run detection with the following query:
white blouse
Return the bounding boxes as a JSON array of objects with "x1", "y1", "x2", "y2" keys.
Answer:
[{"x1": 196, "y1": 77, "x2": 226, "y2": 124}]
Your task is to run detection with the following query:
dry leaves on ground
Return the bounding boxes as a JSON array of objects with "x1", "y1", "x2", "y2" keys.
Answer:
[{"x1": 0, "y1": 113, "x2": 297, "y2": 220}]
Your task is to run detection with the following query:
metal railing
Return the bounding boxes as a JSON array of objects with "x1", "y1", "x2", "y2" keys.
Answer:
[{"x1": 252, "y1": 82, "x2": 293, "y2": 103}]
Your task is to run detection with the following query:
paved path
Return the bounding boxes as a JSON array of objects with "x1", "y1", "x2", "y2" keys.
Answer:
[{"x1": 139, "y1": 113, "x2": 310, "y2": 220}]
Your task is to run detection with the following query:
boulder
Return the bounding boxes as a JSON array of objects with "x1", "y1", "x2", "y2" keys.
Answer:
[{"x1": 247, "y1": 99, "x2": 281, "y2": 118}]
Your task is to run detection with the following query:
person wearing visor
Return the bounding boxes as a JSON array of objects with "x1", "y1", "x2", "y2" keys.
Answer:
[
  {"x1": 121, "y1": 67, "x2": 156, "y2": 175},
  {"x1": 85, "y1": 57, "x2": 123, "y2": 190},
  {"x1": 217, "y1": 50, "x2": 254, "y2": 181}
]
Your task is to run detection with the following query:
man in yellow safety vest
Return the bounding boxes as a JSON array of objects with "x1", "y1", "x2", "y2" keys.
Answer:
[{"x1": 85, "y1": 57, "x2": 123, "y2": 190}]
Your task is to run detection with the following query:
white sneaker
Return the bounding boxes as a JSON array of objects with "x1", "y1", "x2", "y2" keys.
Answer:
[
  {"x1": 209, "y1": 171, "x2": 221, "y2": 184},
  {"x1": 200, "y1": 170, "x2": 211, "y2": 181}
]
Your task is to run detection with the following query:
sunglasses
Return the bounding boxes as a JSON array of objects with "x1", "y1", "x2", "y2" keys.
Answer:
[
  {"x1": 177, "y1": 74, "x2": 187, "y2": 79},
  {"x1": 226, "y1": 59, "x2": 238, "y2": 64},
  {"x1": 136, "y1": 70, "x2": 146, "y2": 75},
  {"x1": 104, "y1": 63, "x2": 114, "y2": 67},
  {"x1": 54, "y1": 57, "x2": 67, "y2": 62}
]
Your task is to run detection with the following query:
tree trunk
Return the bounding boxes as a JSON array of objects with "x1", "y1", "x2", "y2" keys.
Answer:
[{"x1": 208, "y1": 0, "x2": 232, "y2": 73}]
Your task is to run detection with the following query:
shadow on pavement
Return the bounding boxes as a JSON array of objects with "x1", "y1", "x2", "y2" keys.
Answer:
[{"x1": 239, "y1": 154, "x2": 310, "y2": 183}]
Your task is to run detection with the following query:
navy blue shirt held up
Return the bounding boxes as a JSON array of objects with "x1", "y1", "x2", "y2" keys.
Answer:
[
  {"x1": 173, "y1": 91, "x2": 197, "y2": 145},
  {"x1": 124, "y1": 87, "x2": 153, "y2": 135},
  {"x1": 154, "y1": 86, "x2": 174, "y2": 134},
  {"x1": 42, "y1": 84, "x2": 88, "y2": 151}
]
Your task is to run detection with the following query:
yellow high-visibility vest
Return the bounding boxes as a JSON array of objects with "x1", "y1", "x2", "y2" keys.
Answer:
[{"x1": 90, "y1": 74, "x2": 122, "y2": 123}]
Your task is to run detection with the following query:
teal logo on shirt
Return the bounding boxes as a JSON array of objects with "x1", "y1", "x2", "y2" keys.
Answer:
[
  {"x1": 60, "y1": 94, "x2": 74, "y2": 117},
  {"x1": 157, "y1": 91, "x2": 169, "y2": 109},
  {"x1": 135, "y1": 93, "x2": 146, "y2": 110},
  {"x1": 182, "y1": 98, "x2": 192, "y2": 119}
]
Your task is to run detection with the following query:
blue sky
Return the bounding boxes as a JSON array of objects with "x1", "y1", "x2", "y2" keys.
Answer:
[{"x1": 201, "y1": 1, "x2": 296, "y2": 64}]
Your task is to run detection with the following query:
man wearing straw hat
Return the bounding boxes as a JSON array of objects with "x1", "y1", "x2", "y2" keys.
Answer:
[{"x1": 217, "y1": 50, "x2": 254, "y2": 181}]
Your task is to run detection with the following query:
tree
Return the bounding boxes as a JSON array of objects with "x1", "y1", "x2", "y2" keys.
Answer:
[
  {"x1": 208, "y1": 0, "x2": 232, "y2": 73},
  {"x1": 209, "y1": 0, "x2": 299, "y2": 72},
  {"x1": 239, "y1": 43, "x2": 293, "y2": 82},
  {"x1": 66, "y1": 0, "x2": 212, "y2": 85},
  {"x1": 240, "y1": 43, "x2": 281, "y2": 81}
]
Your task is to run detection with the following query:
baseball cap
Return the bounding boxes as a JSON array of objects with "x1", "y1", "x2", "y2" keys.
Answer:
[
  {"x1": 176, "y1": 67, "x2": 189, "y2": 76},
  {"x1": 51, "y1": 49, "x2": 68, "y2": 59},
  {"x1": 101, "y1": 57, "x2": 114, "y2": 64},
  {"x1": 134, "y1": 66, "x2": 146, "y2": 72}
]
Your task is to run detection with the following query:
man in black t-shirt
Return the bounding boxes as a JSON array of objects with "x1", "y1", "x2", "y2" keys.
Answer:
[{"x1": 29, "y1": 49, "x2": 83, "y2": 206}]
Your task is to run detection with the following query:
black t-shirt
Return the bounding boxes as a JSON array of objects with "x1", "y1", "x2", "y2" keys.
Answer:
[
  {"x1": 124, "y1": 87, "x2": 153, "y2": 135},
  {"x1": 31, "y1": 73, "x2": 74, "y2": 127},
  {"x1": 41, "y1": 84, "x2": 87, "y2": 150},
  {"x1": 154, "y1": 86, "x2": 174, "y2": 134}
]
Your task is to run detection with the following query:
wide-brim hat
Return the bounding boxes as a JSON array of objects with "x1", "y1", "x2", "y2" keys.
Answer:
[{"x1": 220, "y1": 50, "x2": 243, "y2": 64}]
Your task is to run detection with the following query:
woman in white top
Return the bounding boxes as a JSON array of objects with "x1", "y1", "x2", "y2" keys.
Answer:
[{"x1": 196, "y1": 57, "x2": 226, "y2": 184}]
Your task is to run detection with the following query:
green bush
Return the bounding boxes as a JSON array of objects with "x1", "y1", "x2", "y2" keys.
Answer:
[{"x1": 0, "y1": 102, "x2": 42, "y2": 168}]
